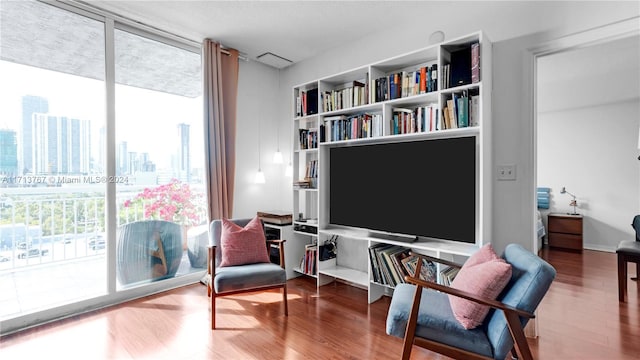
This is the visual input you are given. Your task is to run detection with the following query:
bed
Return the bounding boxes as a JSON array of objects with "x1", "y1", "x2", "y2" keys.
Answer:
[
  {"x1": 536, "y1": 210, "x2": 546, "y2": 241},
  {"x1": 536, "y1": 187, "x2": 550, "y2": 242}
]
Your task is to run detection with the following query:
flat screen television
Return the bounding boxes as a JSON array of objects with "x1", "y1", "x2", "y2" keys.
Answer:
[{"x1": 329, "y1": 136, "x2": 477, "y2": 244}]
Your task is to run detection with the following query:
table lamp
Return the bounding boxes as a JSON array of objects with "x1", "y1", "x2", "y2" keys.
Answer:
[{"x1": 560, "y1": 187, "x2": 579, "y2": 215}]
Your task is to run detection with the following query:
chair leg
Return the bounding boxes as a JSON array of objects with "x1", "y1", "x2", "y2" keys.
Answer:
[
  {"x1": 632, "y1": 260, "x2": 639, "y2": 281},
  {"x1": 510, "y1": 347, "x2": 519, "y2": 359},
  {"x1": 618, "y1": 253, "x2": 627, "y2": 302},
  {"x1": 283, "y1": 284, "x2": 289, "y2": 316},
  {"x1": 504, "y1": 311, "x2": 533, "y2": 360},
  {"x1": 211, "y1": 291, "x2": 216, "y2": 330}
]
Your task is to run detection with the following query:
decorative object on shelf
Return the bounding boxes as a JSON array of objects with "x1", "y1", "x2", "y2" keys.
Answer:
[
  {"x1": 319, "y1": 236, "x2": 337, "y2": 261},
  {"x1": 560, "y1": 186, "x2": 579, "y2": 215}
]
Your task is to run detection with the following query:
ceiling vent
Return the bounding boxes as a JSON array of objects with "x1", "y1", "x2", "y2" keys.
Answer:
[{"x1": 256, "y1": 52, "x2": 293, "y2": 69}]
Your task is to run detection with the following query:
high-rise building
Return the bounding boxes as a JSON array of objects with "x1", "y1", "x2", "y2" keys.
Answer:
[
  {"x1": 0, "y1": 129, "x2": 18, "y2": 176},
  {"x1": 116, "y1": 141, "x2": 128, "y2": 176},
  {"x1": 31, "y1": 114, "x2": 91, "y2": 174},
  {"x1": 176, "y1": 123, "x2": 190, "y2": 182},
  {"x1": 21, "y1": 95, "x2": 49, "y2": 174}
]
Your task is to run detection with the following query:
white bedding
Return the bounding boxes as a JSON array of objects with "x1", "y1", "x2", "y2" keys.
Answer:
[{"x1": 536, "y1": 210, "x2": 546, "y2": 239}]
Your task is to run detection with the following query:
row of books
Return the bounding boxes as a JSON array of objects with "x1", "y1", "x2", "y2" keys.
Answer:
[
  {"x1": 299, "y1": 244, "x2": 317, "y2": 276},
  {"x1": 321, "y1": 81, "x2": 368, "y2": 112},
  {"x1": 298, "y1": 128, "x2": 319, "y2": 150},
  {"x1": 442, "y1": 90, "x2": 479, "y2": 130},
  {"x1": 320, "y1": 113, "x2": 383, "y2": 142},
  {"x1": 373, "y1": 65, "x2": 438, "y2": 103},
  {"x1": 391, "y1": 104, "x2": 440, "y2": 135},
  {"x1": 442, "y1": 42, "x2": 480, "y2": 89},
  {"x1": 304, "y1": 160, "x2": 318, "y2": 179},
  {"x1": 296, "y1": 88, "x2": 319, "y2": 117},
  {"x1": 368, "y1": 244, "x2": 437, "y2": 287}
]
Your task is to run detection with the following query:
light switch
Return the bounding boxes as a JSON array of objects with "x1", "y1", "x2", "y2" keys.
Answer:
[{"x1": 497, "y1": 165, "x2": 516, "y2": 181}]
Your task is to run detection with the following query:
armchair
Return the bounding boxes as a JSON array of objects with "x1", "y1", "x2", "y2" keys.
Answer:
[
  {"x1": 386, "y1": 244, "x2": 556, "y2": 360},
  {"x1": 207, "y1": 218, "x2": 288, "y2": 330}
]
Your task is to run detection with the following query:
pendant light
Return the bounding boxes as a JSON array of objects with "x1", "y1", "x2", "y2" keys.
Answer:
[
  {"x1": 273, "y1": 70, "x2": 283, "y2": 164},
  {"x1": 255, "y1": 112, "x2": 266, "y2": 184}
]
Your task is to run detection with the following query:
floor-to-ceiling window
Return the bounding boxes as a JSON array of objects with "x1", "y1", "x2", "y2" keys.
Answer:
[
  {"x1": 113, "y1": 27, "x2": 205, "y2": 289},
  {"x1": 0, "y1": 0, "x2": 204, "y2": 332}
]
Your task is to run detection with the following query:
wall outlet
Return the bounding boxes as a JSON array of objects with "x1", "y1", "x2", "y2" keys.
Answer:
[{"x1": 497, "y1": 165, "x2": 517, "y2": 181}]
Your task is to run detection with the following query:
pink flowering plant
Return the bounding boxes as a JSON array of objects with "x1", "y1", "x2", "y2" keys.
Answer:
[{"x1": 123, "y1": 179, "x2": 204, "y2": 227}]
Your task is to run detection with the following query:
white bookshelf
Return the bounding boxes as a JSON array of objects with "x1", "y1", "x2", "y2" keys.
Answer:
[{"x1": 291, "y1": 31, "x2": 492, "y2": 302}]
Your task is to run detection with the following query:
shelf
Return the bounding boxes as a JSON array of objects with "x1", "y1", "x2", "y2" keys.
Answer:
[
  {"x1": 319, "y1": 126, "x2": 479, "y2": 147},
  {"x1": 293, "y1": 230, "x2": 317, "y2": 237},
  {"x1": 440, "y1": 82, "x2": 482, "y2": 94},
  {"x1": 294, "y1": 114, "x2": 318, "y2": 121},
  {"x1": 319, "y1": 227, "x2": 479, "y2": 257},
  {"x1": 319, "y1": 265, "x2": 368, "y2": 287},
  {"x1": 295, "y1": 148, "x2": 318, "y2": 154},
  {"x1": 293, "y1": 267, "x2": 317, "y2": 278},
  {"x1": 319, "y1": 102, "x2": 383, "y2": 117},
  {"x1": 293, "y1": 188, "x2": 318, "y2": 192}
]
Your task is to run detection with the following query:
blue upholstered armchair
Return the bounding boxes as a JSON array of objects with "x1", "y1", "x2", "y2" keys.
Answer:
[
  {"x1": 207, "y1": 218, "x2": 288, "y2": 330},
  {"x1": 386, "y1": 244, "x2": 556, "y2": 360}
]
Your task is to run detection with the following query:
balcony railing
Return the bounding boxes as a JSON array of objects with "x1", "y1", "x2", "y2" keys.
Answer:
[{"x1": 0, "y1": 184, "x2": 207, "y2": 271}]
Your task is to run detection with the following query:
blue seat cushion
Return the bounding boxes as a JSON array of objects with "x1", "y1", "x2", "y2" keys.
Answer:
[
  {"x1": 386, "y1": 283, "x2": 493, "y2": 358},
  {"x1": 214, "y1": 262, "x2": 286, "y2": 294}
]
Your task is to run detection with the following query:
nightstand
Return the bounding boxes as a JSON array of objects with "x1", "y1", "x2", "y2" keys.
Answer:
[{"x1": 547, "y1": 213, "x2": 583, "y2": 251}]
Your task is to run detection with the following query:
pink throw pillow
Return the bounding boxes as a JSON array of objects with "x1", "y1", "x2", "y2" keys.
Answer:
[
  {"x1": 218, "y1": 217, "x2": 270, "y2": 267},
  {"x1": 464, "y1": 243, "x2": 501, "y2": 268},
  {"x1": 449, "y1": 245, "x2": 512, "y2": 329}
]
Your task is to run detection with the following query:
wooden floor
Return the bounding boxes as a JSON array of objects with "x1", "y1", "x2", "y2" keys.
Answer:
[{"x1": 0, "y1": 247, "x2": 638, "y2": 359}]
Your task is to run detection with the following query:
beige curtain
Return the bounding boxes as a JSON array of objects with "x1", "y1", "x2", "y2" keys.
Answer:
[{"x1": 203, "y1": 40, "x2": 239, "y2": 222}]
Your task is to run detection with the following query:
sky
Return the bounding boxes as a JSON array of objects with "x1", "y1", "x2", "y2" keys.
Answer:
[{"x1": 0, "y1": 60, "x2": 204, "y2": 171}]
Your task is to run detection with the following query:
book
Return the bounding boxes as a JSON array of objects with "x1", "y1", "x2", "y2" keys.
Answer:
[
  {"x1": 307, "y1": 88, "x2": 318, "y2": 115},
  {"x1": 457, "y1": 91, "x2": 469, "y2": 128},
  {"x1": 449, "y1": 46, "x2": 472, "y2": 87},
  {"x1": 469, "y1": 95, "x2": 479, "y2": 126},
  {"x1": 471, "y1": 42, "x2": 480, "y2": 84}
]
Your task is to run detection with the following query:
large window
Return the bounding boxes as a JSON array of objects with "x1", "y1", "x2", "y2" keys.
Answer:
[
  {"x1": 114, "y1": 28, "x2": 205, "y2": 289},
  {"x1": 0, "y1": 0, "x2": 204, "y2": 331}
]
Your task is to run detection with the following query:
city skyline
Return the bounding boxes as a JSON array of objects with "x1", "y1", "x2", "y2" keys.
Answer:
[{"x1": 0, "y1": 59, "x2": 205, "y2": 182}]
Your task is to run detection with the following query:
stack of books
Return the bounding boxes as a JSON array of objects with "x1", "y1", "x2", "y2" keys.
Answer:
[{"x1": 293, "y1": 179, "x2": 312, "y2": 189}]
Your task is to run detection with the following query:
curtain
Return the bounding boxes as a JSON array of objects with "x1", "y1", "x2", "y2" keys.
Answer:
[{"x1": 203, "y1": 40, "x2": 239, "y2": 222}]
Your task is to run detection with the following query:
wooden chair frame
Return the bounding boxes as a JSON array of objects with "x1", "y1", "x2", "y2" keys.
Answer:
[
  {"x1": 400, "y1": 253, "x2": 535, "y2": 360},
  {"x1": 207, "y1": 239, "x2": 288, "y2": 330}
]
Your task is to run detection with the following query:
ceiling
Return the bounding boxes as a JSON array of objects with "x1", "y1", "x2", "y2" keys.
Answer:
[{"x1": 81, "y1": 0, "x2": 560, "y2": 68}]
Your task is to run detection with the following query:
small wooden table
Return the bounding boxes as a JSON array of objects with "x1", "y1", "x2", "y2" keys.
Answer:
[{"x1": 547, "y1": 213, "x2": 583, "y2": 251}]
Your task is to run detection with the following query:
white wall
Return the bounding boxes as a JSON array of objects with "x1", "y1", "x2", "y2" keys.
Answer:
[
  {"x1": 233, "y1": 60, "x2": 289, "y2": 218},
  {"x1": 233, "y1": 1, "x2": 640, "y2": 252}
]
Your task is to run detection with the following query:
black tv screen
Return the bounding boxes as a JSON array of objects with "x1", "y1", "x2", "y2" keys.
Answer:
[{"x1": 329, "y1": 136, "x2": 476, "y2": 243}]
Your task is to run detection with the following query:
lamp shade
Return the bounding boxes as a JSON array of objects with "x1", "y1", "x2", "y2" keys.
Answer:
[
  {"x1": 254, "y1": 169, "x2": 266, "y2": 184},
  {"x1": 273, "y1": 150, "x2": 283, "y2": 164}
]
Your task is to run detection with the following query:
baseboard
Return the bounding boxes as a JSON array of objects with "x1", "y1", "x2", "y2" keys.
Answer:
[{"x1": 583, "y1": 243, "x2": 616, "y2": 253}]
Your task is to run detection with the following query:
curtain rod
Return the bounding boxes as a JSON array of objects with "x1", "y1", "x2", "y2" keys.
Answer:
[{"x1": 60, "y1": 0, "x2": 248, "y2": 61}]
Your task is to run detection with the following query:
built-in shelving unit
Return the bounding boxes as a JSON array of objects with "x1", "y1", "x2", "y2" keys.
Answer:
[{"x1": 291, "y1": 31, "x2": 492, "y2": 303}]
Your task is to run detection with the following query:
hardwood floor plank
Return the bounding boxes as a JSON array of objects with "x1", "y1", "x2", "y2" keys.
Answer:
[{"x1": 1, "y1": 247, "x2": 638, "y2": 359}]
